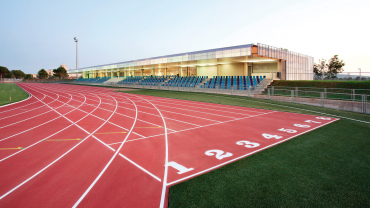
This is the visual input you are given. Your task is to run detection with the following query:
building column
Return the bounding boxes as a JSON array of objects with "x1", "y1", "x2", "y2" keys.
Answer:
[
  {"x1": 178, "y1": 67, "x2": 181, "y2": 77},
  {"x1": 165, "y1": 68, "x2": 167, "y2": 77},
  {"x1": 141, "y1": 69, "x2": 144, "y2": 77},
  {"x1": 152, "y1": 68, "x2": 154, "y2": 76}
]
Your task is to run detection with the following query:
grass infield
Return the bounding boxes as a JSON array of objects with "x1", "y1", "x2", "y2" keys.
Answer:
[
  {"x1": 118, "y1": 88, "x2": 370, "y2": 207},
  {"x1": 0, "y1": 83, "x2": 29, "y2": 106}
]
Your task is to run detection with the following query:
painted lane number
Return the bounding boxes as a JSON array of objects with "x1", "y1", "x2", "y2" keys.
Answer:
[
  {"x1": 236, "y1": 141, "x2": 260, "y2": 148},
  {"x1": 205, "y1": 150, "x2": 233, "y2": 160},
  {"x1": 278, "y1": 128, "x2": 297, "y2": 133},
  {"x1": 167, "y1": 161, "x2": 194, "y2": 174},
  {"x1": 262, "y1": 134, "x2": 283, "y2": 139},
  {"x1": 316, "y1": 117, "x2": 331, "y2": 120},
  {"x1": 294, "y1": 124, "x2": 310, "y2": 128},
  {"x1": 305, "y1": 120, "x2": 321, "y2": 124}
]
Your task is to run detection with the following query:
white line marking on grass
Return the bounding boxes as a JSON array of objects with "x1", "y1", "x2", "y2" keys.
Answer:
[
  {"x1": 72, "y1": 96, "x2": 137, "y2": 208},
  {"x1": 0, "y1": 84, "x2": 33, "y2": 109},
  {"x1": 166, "y1": 118, "x2": 340, "y2": 186}
]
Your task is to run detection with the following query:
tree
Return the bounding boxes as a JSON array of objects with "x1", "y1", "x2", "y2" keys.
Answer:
[
  {"x1": 53, "y1": 66, "x2": 69, "y2": 79},
  {"x1": 313, "y1": 55, "x2": 345, "y2": 80},
  {"x1": 38, "y1": 69, "x2": 49, "y2": 79},
  {"x1": 24, "y1": 74, "x2": 34, "y2": 79},
  {"x1": 0, "y1": 66, "x2": 10, "y2": 78},
  {"x1": 326, "y1": 55, "x2": 345, "y2": 79},
  {"x1": 313, "y1": 59, "x2": 326, "y2": 79},
  {"x1": 10, "y1": 70, "x2": 26, "y2": 79}
]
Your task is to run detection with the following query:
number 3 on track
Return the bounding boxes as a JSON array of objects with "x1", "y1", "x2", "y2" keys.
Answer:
[
  {"x1": 236, "y1": 141, "x2": 260, "y2": 148},
  {"x1": 205, "y1": 150, "x2": 233, "y2": 160}
]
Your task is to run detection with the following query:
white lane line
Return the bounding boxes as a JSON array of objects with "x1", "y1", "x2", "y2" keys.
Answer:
[
  {"x1": 0, "y1": 95, "x2": 45, "y2": 113},
  {"x1": 131, "y1": 99, "x2": 252, "y2": 117},
  {"x1": 0, "y1": 94, "x2": 60, "y2": 120},
  {"x1": 29, "y1": 86, "x2": 180, "y2": 132},
  {"x1": 0, "y1": 87, "x2": 113, "y2": 200},
  {"x1": 40, "y1": 87, "x2": 208, "y2": 127},
  {"x1": 136, "y1": 97, "x2": 169, "y2": 208},
  {"x1": 0, "y1": 93, "x2": 88, "y2": 162},
  {"x1": 107, "y1": 111, "x2": 274, "y2": 146},
  {"x1": 21, "y1": 85, "x2": 161, "y2": 182},
  {"x1": 0, "y1": 94, "x2": 74, "y2": 129},
  {"x1": 98, "y1": 97, "x2": 239, "y2": 119},
  {"x1": 72, "y1": 96, "x2": 137, "y2": 208},
  {"x1": 166, "y1": 118, "x2": 340, "y2": 186},
  {"x1": 25, "y1": 86, "x2": 146, "y2": 139},
  {"x1": 126, "y1": 94, "x2": 265, "y2": 113}
]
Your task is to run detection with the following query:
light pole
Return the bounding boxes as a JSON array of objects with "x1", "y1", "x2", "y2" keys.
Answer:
[
  {"x1": 358, "y1": 68, "x2": 361, "y2": 80},
  {"x1": 74, "y1": 37, "x2": 78, "y2": 78}
]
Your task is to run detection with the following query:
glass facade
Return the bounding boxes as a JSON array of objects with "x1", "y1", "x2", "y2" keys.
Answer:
[
  {"x1": 70, "y1": 43, "x2": 314, "y2": 81},
  {"x1": 257, "y1": 43, "x2": 314, "y2": 80},
  {"x1": 69, "y1": 44, "x2": 252, "y2": 74}
]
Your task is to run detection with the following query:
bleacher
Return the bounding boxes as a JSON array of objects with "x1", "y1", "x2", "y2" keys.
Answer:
[
  {"x1": 201, "y1": 76, "x2": 266, "y2": 90},
  {"x1": 74, "y1": 77, "x2": 110, "y2": 84},
  {"x1": 117, "y1": 76, "x2": 143, "y2": 85},
  {"x1": 138, "y1": 76, "x2": 169, "y2": 86},
  {"x1": 162, "y1": 76, "x2": 207, "y2": 87}
]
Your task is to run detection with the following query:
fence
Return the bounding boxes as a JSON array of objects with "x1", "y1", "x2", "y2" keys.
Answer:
[{"x1": 257, "y1": 87, "x2": 369, "y2": 114}]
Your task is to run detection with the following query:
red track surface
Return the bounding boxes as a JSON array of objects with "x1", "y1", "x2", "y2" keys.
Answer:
[{"x1": 0, "y1": 83, "x2": 339, "y2": 207}]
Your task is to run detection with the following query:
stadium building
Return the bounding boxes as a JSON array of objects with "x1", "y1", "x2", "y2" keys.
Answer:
[{"x1": 68, "y1": 43, "x2": 314, "y2": 81}]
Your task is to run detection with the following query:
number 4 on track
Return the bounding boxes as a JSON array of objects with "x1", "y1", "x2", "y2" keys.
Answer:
[{"x1": 167, "y1": 161, "x2": 194, "y2": 174}]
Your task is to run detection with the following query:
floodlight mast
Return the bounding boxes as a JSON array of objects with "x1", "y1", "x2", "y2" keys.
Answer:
[{"x1": 74, "y1": 37, "x2": 78, "y2": 76}]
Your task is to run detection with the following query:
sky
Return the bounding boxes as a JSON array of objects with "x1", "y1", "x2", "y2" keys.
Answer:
[{"x1": 1, "y1": 0, "x2": 369, "y2": 75}]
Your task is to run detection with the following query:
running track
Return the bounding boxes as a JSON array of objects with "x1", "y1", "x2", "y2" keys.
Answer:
[{"x1": 0, "y1": 83, "x2": 339, "y2": 207}]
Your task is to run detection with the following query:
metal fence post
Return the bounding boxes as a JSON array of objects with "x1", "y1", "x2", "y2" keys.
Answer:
[
  {"x1": 324, "y1": 88, "x2": 327, "y2": 99},
  {"x1": 248, "y1": 87, "x2": 250, "y2": 97},
  {"x1": 295, "y1": 87, "x2": 298, "y2": 97},
  {"x1": 268, "y1": 89, "x2": 270, "y2": 99},
  {"x1": 321, "y1": 92, "x2": 324, "y2": 107},
  {"x1": 291, "y1": 90, "x2": 294, "y2": 102},
  {"x1": 352, "y1": 89, "x2": 355, "y2": 100},
  {"x1": 363, "y1": 95, "x2": 366, "y2": 113},
  {"x1": 272, "y1": 86, "x2": 274, "y2": 96}
]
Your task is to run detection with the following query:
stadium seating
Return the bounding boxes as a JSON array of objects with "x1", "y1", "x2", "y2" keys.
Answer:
[
  {"x1": 201, "y1": 76, "x2": 266, "y2": 90},
  {"x1": 162, "y1": 76, "x2": 207, "y2": 87},
  {"x1": 74, "y1": 77, "x2": 111, "y2": 84}
]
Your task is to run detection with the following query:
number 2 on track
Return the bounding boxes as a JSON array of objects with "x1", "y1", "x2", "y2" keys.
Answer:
[{"x1": 205, "y1": 150, "x2": 233, "y2": 160}]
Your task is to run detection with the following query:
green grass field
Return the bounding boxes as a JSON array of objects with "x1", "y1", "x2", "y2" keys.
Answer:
[
  {"x1": 0, "y1": 83, "x2": 29, "y2": 106},
  {"x1": 117, "y1": 89, "x2": 370, "y2": 207}
]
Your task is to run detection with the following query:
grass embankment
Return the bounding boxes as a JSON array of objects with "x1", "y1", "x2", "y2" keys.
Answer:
[
  {"x1": 272, "y1": 80, "x2": 370, "y2": 90},
  {"x1": 0, "y1": 83, "x2": 29, "y2": 106},
  {"x1": 119, "y1": 89, "x2": 370, "y2": 207}
]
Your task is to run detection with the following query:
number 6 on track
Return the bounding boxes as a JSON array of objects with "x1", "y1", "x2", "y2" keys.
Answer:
[{"x1": 205, "y1": 150, "x2": 233, "y2": 160}]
